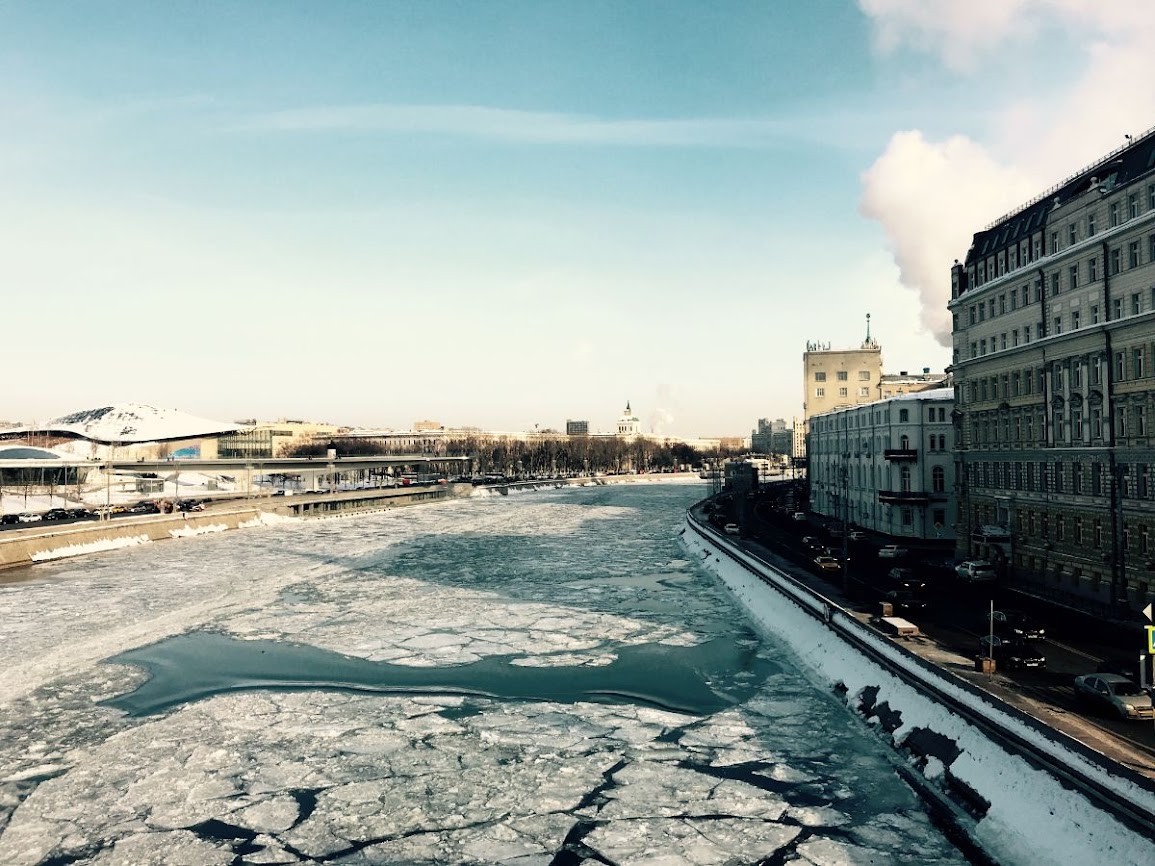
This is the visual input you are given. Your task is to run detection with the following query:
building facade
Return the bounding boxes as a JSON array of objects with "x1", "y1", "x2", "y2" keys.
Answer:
[
  {"x1": 948, "y1": 127, "x2": 1155, "y2": 614},
  {"x1": 616, "y1": 402, "x2": 642, "y2": 438},
  {"x1": 802, "y1": 339, "x2": 883, "y2": 425},
  {"x1": 808, "y1": 389, "x2": 956, "y2": 542}
]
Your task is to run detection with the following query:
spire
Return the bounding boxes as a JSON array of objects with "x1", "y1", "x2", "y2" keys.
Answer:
[
  {"x1": 862, "y1": 313, "x2": 878, "y2": 349},
  {"x1": 625, "y1": 400, "x2": 631, "y2": 413}
]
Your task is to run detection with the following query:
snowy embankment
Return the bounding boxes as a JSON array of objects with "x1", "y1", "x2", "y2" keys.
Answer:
[{"x1": 682, "y1": 514, "x2": 1155, "y2": 866}]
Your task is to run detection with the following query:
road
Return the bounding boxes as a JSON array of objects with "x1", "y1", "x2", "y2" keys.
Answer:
[{"x1": 705, "y1": 489, "x2": 1155, "y2": 775}]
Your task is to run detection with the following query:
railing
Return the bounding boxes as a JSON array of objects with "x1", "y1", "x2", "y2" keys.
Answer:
[
  {"x1": 878, "y1": 490, "x2": 930, "y2": 503},
  {"x1": 883, "y1": 448, "x2": 918, "y2": 461}
]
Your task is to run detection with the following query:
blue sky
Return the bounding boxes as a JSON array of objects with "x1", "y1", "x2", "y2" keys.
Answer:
[{"x1": 3, "y1": 1, "x2": 1152, "y2": 436}]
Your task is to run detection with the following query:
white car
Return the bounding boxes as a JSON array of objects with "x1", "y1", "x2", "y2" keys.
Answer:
[
  {"x1": 878, "y1": 545, "x2": 908, "y2": 559},
  {"x1": 723, "y1": 523, "x2": 740, "y2": 536},
  {"x1": 17, "y1": 512, "x2": 42, "y2": 523},
  {"x1": 955, "y1": 560, "x2": 996, "y2": 582},
  {"x1": 792, "y1": 512, "x2": 807, "y2": 522}
]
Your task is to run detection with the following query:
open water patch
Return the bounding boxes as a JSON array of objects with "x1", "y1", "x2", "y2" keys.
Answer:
[{"x1": 102, "y1": 630, "x2": 776, "y2": 717}]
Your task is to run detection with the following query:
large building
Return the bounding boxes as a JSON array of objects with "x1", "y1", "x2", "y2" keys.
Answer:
[
  {"x1": 750, "y1": 418, "x2": 793, "y2": 456},
  {"x1": 808, "y1": 389, "x2": 956, "y2": 542},
  {"x1": 948, "y1": 126, "x2": 1155, "y2": 615}
]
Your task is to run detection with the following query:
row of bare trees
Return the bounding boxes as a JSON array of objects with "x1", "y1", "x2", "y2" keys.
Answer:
[{"x1": 285, "y1": 435, "x2": 740, "y2": 478}]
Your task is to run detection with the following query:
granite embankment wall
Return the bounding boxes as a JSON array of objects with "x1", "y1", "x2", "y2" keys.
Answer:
[
  {"x1": 683, "y1": 511, "x2": 1155, "y2": 866},
  {"x1": 0, "y1": 482, "x2": 474, "y2": 572}
]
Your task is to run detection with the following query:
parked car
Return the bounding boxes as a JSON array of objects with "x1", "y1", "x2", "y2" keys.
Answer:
[
  {"x1": 792, "y1": 512, "x2": 807, "y2": 522},
  {"x1": 1073, "y1": 673, "x2": 1155, "y2": 721},
  {"x1": 66, "y1": 508, "x2": 92, "y2": 519},
  {"x1": 723, "y1": 523, "x2": 740, "y2": 536},
  {"x1": 886, "y1": 567, "x2": 926, "y2": 592},
  {"x1": 801, "y1": 535, "x2": 824, "y2": 551},
  {"x1": 813, "y1": 555, "x2": 842, "y2": 573},
  {"x1": 848, "y1": 530, "x2": 868, "y2": 541},
  {"x1": 0, "y1": 514, "x2": 20, "y2": 525},
  {"x1": 979, "y1": 635, "x2": 1046, "y2": 670},
  {"x1": 955, "y1": 560, "x2": 997, "y2": 582},
  {"x1": 878, "y1": 545, "x2": 908, "y2": 559},
  {"x1": 17, "y1": 512, "x2": 42, "y2": 523},
  {"x1": 989, "y1": 609, "x2": 1045, "y2": 640},
  {"x1": 42, "y1": 508, "x2": 71, "y2": 521},
  {"x1": 884, "y1": 590, "x2": 928, "y2": 615}
]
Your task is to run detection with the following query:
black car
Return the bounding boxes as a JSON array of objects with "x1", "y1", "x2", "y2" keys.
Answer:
[
  {"x1": 989, "y1": 609, "x2": 1045, "y2": 641},
  {"x1": 67, "y1": 508, "x2": 92, "y2": 519},
  {"x1": 43, "y1": 508, "x2": 71, "y2": 521},
  {"x1": 884, "y1": 590, "x2": 929, "y2": 615},
  {"x1": 979, "y1": 635, "x2": 1046, "y2": 670},
  {"x1": 0, "y1": 514, "x2": 20, "y2": 525},
  {"x1": 886, "y1": 567, "x2": 927, "y2": 592}
]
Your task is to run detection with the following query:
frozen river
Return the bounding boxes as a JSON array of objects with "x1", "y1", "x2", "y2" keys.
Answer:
[{"x1": 0, "y1": 483, "x2": 970, "y2": 865}]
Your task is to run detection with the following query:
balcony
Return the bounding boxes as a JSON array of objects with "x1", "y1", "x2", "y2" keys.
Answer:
[
  {"x1": 883, "y1": 448, "x2": 919, "y2": 461},
  {"x1": 878, "y1": 489, "x2": 930, "y2": 504}
]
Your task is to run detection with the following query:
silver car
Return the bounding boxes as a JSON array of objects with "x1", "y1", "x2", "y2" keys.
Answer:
[{"x1": 1073, "y1": 673, "x2": 1155, "y2": 721}]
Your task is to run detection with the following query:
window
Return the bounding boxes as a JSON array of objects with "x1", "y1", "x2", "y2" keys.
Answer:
[
  {"x1": 1073, "y1": 361, "x2": 1082, "y2": 387},
  {"x1": 1072, "y1": 309, "x2": 1081, "y2": 329},
  {"x1": 1133, "y1": 293, "x2": 1142, "y2": 315},
  {"x1": 900, "y1": 465, "x2": 911, "y2": 492},
  {"x1": 1130, "y1": 241, "x2": 1140, "y2": 269},
  {"x1": 1088, "y1": 212, "x2": 1096, "y2": 236},
  {"x1": 1135, "y1": 347, "x2": 1145, "y2": 378},
  {"x1": 1091, "y1": 304, "x2": 1099, "y2": 324},
  {"x1": 1111, "y1": 201, "x2": 1120, "y2": 227},
  {"x1": 814, "y1": 371, "x2": 826, "y2": 381},
  {"x1": 816, "y1": 388, "x2": 825, "y2": 397},
  {"x1": 980, "y1": 338, "x2": 987, "y2": 355},
  {"x1": 1116, "y1": 405, "x2": 1128, "y2": 438},
  {"x1": 969, "y1": 306, "x2": 977, "y2": 325},
  {"x1": 999, "y1": 293, "x2": 1007, "y2": 314},
  {"x1": 901, "y1": 507, "x2": 913, "y2": 527},
  {"x1": 1024, "y1": 325, "x2": 1031, "y2": 343},
  {"x1": 1001, "y1": 333, "x2": 1007, "y2": 350},
  {"x1": 1150, "y1": 183, "x2": 1155, "y2": 211},
  {"x1": 837, "y1": 371, "x2": 848, "y2": 381},
  {"x1": 1053, "y1": 316, "x2": 1062, "y2": 335},
  {"x1": 858, "y1": 370, "x2": 870, "y2": 380},
  {"x1": 1088, "y1": 257, "x2": 1098, "y2": 281},
  {"x1": 1110, "y1": 247, "x2": 1121, "y2": 274},
  {"x1": 1129, "y1": 193, "x2": 1139, "y2": 220},
  {"x1": 1069, "y1": 265, "x2": 1078, "y2": 289},
  {"x1": 1012, "y1": 329, "x2": 1019, "y2": 347},
  {"x1": 1050, "y1": 230, "x2": 1059, "y2": 251},
  {"x1": 1114, "y1": 297, "x2": 1123, "y2": 319},
  {"x1": 1091, "y1": 408, "x2": 1102, "y2": 439},
  {"x1": 1072, "y1": 406, "x2": 1083, "y2": 440},
  {"x1": 1050, "y1": 272, "x2": 1060, "y2": 296},
  {"x1": 1022, "y1": 285, "x2": 1029, "y2": 306},
  {"x1": 1115, "y1": 351, "x2": 1126, "y2": 380},
  {"x1": 932, "y1": 466, "x2": 945, "y2": 493},
  {"x1": 1069, "y1": 223, "x2": 1077, "y2": 244},
  {"x1": 1139, "y1": 406, "x2": 1148, "y2": 437},
  {"x1": 899, "y1": 408, "x2": 909, "y2": 422},
  {"x1": 858, "y1": 387, "x2": 869, "y2": 397},
  {"x1": 838, "y1": 387, "x2": 848, "y2": 398}
]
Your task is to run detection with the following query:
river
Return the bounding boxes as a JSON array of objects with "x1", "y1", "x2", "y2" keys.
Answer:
[{"x1": 0, "y1": 482, "x2": 969, "y2": 865}]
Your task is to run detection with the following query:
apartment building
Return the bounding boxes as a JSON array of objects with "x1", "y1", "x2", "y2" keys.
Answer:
[
  {"x1": 948, "y1": 126, "x2": 1155, "y2": 615},
  {"x1": 808, "y1": 389, "x2": 956, "y2": 542}
]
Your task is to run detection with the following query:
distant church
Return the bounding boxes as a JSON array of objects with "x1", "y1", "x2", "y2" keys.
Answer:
[{"x1": 616, "y1": 402, "x2": 642, "y2": 438}]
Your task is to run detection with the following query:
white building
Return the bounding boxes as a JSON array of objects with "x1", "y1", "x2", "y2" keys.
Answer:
[
  {"x1": 616, "y1": 402, "x2": 642, "y2": 438},
  {"x1": 808, "y1": 388, "x2": 956, "y2": 542}
]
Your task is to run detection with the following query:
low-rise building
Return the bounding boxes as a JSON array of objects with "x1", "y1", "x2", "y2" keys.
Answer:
[{"x1": 808, "y1": 389, "x2": 956, "y2": 542}]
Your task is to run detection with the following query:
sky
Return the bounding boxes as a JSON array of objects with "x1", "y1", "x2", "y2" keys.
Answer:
[{"x1": 3, "y1": 1, "x2": 1154, "y2": 437}]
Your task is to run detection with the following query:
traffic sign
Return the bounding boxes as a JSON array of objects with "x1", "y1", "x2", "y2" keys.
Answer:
[
  {"x1": 1144, "y1": 602, "x2": 1152, "y2": 622},
  {"x1": 1148, "y1": 625, "x2": 1155, "y2": 654}
]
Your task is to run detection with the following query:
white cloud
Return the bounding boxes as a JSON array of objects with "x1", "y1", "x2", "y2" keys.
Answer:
[
  {"x1": 860, "y1": 132, "x2": 1036, "y2": 345},
  {"x1": 858, "y1": 0, "x2": 1155, "y2": 347},
  {"x1": 242, "y1": 103, "x2": 799, "y2": 148}
]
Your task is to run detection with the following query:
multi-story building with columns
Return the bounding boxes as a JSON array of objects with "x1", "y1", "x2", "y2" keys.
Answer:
[
  {"x1": 948, "y1": 126, "x2": 1155, "y2": 616},
  {"x1": 808, "y1": 389, "x2": 956, "y2": 542}
]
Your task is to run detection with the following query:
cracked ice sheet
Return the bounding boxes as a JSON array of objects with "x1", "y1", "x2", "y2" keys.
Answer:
[{"x1": 0, "y1": 691, "x2": 688, "y2": 865}]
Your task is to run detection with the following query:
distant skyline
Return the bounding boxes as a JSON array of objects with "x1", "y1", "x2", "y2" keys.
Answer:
[{"x1": 3, "y1": 2, "x2": 1154, "y2": 436}]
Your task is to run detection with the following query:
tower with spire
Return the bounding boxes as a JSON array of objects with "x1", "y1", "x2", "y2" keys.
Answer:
[{"x1": 616, "y1": 401, "x2": 642, "y2": 437}]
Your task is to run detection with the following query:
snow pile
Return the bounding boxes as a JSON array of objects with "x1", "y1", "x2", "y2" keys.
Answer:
[
  {"x1": 168, "y1": 523, "x2": 228, "y2": 538},
  {"x1": 30, "y1": 534, "x2": 152, "y2": 562}
]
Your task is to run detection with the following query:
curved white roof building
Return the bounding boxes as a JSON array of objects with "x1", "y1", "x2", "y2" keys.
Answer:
[{"x1": 0, "y1": 404, "x2": 244, "y2": 445}]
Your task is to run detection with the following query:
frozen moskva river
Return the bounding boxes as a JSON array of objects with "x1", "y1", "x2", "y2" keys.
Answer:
[{"x1": 0, "y1": 483, "x2": 969, "y2": 865}]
